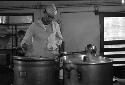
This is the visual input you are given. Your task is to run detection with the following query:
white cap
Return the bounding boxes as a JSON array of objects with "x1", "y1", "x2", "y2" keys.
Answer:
[{"x1": 45, "y1": 4, "x2": 57, "y2": 17}]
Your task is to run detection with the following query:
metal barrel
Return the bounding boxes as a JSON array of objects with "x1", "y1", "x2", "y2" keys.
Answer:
[
  {"x1": 63, "y1": 55, "x2": 113, "y2": 85},
  {"x1": 13, "y1": 56, "x2": 59, "y2": 85}
]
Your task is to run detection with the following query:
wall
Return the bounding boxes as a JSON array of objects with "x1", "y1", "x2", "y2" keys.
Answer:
[{"x1": 60, "y1": 12, "x2": 100, "y2": 53}]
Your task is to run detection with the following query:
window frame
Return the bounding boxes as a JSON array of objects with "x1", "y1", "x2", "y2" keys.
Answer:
[
  {"x1": 99, "y1": 12, "x2": 125, "y2": 64},
  {"x1": 0, "y1": 13, "x2": 34, "y2": 25}
]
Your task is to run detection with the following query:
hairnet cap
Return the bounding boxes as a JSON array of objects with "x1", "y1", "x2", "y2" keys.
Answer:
[{"x1": 46, "y1": 4, "x2": 57, "y2": 17}]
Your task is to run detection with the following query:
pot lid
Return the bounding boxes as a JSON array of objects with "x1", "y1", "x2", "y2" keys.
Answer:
[
  {"x1": 13, "y1": 56, "x2": 55, "y2": 61},
  {"x1": 63, "y1": 53, "x2": 113, "y2": 65}
]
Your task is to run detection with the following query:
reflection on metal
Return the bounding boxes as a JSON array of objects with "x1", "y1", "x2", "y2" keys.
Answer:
[
  {"x1": 9, "y1": 16, "x2": 33, "y2": 24},
  {"x1": 0, "y1": 15, "x2": 33, "y2": 24}
]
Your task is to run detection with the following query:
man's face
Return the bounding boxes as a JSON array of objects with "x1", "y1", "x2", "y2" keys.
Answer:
[
  {"x1": 46, "y1": 13, "x2": 55, "y2": 22},
  {"x1": 43, "y1": 12, "x2": 55, "y2": 24},
  {"x1": 18, "y1": 35, "x2": 24, "y2": 40}
]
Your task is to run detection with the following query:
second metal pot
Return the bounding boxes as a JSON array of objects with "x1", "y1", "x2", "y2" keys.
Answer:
[{"x1": 63, "y1": 54, "x2": 113, "y2": 85}]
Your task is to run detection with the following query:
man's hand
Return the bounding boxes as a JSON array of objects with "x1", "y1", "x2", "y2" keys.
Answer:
[{"x1": 21, "y1": 43, "x2": 28, "y2": 52}]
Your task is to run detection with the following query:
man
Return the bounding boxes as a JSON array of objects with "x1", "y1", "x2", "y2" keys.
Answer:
[
  {"x1": 21, "y1": 4, "x2": 63, "y2": 58},
  {"x1": 15, "y1": 30, "x2": 26, "y2": 56},
  {"x1": 17, "y1": 30, "x2": 26, "y2": 47}
]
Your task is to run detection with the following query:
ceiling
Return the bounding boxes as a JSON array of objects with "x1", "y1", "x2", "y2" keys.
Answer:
[{"x1": 0, "y1": 0, "x2": 124, "y2": 11}]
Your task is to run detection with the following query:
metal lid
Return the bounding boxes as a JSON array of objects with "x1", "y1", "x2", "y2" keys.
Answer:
[
  {"x1": 63, "y1": 54, "x2": 113, "y2": 65},
  {"x1": 13, "y1": 56, "x2": 56, "y2": 61}
]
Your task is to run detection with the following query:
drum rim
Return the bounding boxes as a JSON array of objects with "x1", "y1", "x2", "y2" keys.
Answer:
[{"x1": 13, "y1": 56, "x2": 55, "y2": 61}]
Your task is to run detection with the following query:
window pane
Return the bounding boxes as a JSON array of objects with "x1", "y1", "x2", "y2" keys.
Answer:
[
  {"x1": 104, "y1": 17, "x2": 125, "y2": 41},
  {"x1": 9, "y1": 16, "x2": 33, "y2": 24},
  {"x1": 0, "y1": 16, "x2": 7, "y2": 24}
]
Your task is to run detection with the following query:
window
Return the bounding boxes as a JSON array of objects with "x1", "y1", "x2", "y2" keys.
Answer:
[
  {"x1": 9, "y1": 15, "x2": 33, "y2": 24},
  {"x1": 104, "y1": 17, "x2": 125, "y2": 41},
  {"x1": 0, "y1": 13, "x2": 33, "y2": 24},
  {"x1": 0, "y1": 16, "x2": 8, "y2": 24},
  {"x1": 0, "y1": 13, "x2": 34, "y2": 49},
  {"x1": 100, "y1": 12, "x2": 125, "y2": 65}
]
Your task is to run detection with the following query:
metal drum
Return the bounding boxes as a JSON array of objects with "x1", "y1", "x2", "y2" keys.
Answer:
[
  {"x1": 63, "y1": 53, "x2": 113, "y2": 85},
  {"x1": 13, "y1": 56, "x2": 59, "y2": 85}
]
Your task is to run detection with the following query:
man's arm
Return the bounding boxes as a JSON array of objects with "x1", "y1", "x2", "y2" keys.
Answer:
[
  {"x1": 55, "y1": 23, "x2": 63, "y2": 46},
  {"x1": 21, "y1": 24, "x2": 34, "y2": 52},
  {"x1": 56, "y1": 23, "x2": 63, "y2": 40}
]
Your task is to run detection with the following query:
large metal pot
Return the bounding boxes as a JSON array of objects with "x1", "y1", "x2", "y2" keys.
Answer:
[
  {"x1": 13, "y1": 56, "x2": 59, "y2": 85},
  {"x1": 63, "y1": 53, "x2": 113, "y2": 85}
]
